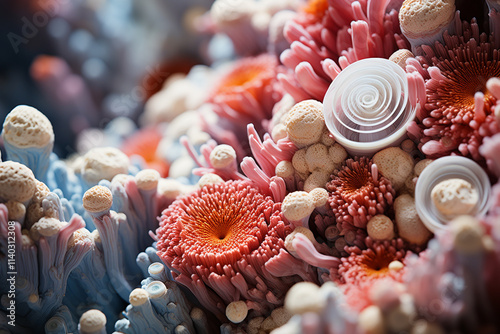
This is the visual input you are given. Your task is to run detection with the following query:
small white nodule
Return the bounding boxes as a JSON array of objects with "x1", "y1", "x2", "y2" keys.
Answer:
[{"x1": 226, "y1": 300, "x2": 248, "y2": 324}]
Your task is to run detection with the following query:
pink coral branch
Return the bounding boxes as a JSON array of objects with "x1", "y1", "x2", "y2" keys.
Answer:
[{"x1": 292, "y1": 233, "x2": 341, "y2": 269}]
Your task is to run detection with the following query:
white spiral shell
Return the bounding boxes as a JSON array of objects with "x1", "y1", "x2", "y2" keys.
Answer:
[
  {"x1": 323, "y1": 58, "x2": 415, "y2": 155},
  {"x1": 415, "y1": 156, "x2": 491, "y2": 232}
]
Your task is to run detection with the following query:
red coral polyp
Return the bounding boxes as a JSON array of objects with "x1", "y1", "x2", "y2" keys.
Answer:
[
  {"x1": 156, "y1": 180, "x2": 295, "y2": 318},
  {"x1": 327, "y1": 157, "x2": 395, "y2": 229},
  {"x1": 209, "y1": 54, "x2": 279, "y2": 116},
  {"x1": 337, "y1": 237, "x2": 407, "y2": 286}
]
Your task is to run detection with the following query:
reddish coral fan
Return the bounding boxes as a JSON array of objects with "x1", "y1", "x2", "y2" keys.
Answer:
[
  {"x1": 326, "y1": 157, "x2": 395, "y2": 229},
  {"x1": 121, "y1": 127, "x2": 169, "y2": 177},
  {"x1": 156, "y1": 180, "x2": 309, "y2": 320},
  {"x1": 279, "y1": 0, "x2": 409, "y2": 101},
  {"x1": 335, "y1": 237, "x2": 408, "y2": 311},
  {"x1": 406, "y1": 18, "x2": 500, "y2": 160}
]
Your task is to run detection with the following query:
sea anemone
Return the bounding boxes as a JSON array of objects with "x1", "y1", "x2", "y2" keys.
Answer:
[
  {"x1": 208, "y1": 54, "x2": 283, "y2": 131},
  {"x1": 279, "y1": 0, "x2": 409, "y2": 101},
  {"x1": 326, "y1": 157, "x2": 395, "y2": 230},
  {"x1": 121, "y1": 126, "x2": 169, "y2": 177},
  {"x1": 336, "y1": 237, "x2": 408, "y2": 312},
  {"x1": 156, "y1": 180, "x2": 311, "y2": 321},
  {"x1": 406, "y1": 17, "x2": 500, "y2": 160},
  {"x1": 337, "y1": 237, "x2": 407, "y2": 286}
]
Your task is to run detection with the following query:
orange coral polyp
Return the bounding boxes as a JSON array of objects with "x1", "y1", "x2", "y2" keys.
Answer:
[
  {"x1": 327, "y1": 157, "x2": 395, "y2": 229},
  {"x1": 219, "y1": 67, "x2": 263, "y2": 92},
  {"x1": 302, "y1": 0, "x2": 329, "y2": 19},
  {"x1": 121, "y1": 127, "x2": 169, "y2": 177},
  {"x1": 179, "y1": 194, "x2": 266, "y2": 260},
  {"x1": 212, "y1": 54, "x2": 276, "y2": 99},
  {"x1": 358, "y1": 251, "x2": 392, "y2": 277},
  {"x1": 157, "y1": 180, "x2": 286, "y2": 274},
  {"x1": 431, "y1": 61, "x2": 499, "y2": 123}
]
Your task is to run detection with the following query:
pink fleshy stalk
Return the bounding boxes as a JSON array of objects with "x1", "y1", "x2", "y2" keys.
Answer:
[
  {"x1": 240, "y1": 157, "x2": 287, "y2": 202},
  {"x1": 292, "y1": 233, "x2": 341, "y2": 269},
  {"x1": 180, "y1": 136, "x2": 246, "y2": 181},
  {"x1": 479, "y1": 133, "x2": 500, "y2": 178},
  {"x1": 280, "y1": 0, "x2": 409, "y2": 101},
  {"x1": 247, "y1": 124, "x2": 297, "y2": 176}
]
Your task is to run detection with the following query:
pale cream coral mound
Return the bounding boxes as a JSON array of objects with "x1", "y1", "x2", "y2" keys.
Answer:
[
  {"x1": 394, "y1": 194, "x2": 432, "y2": 245},
  {"x1": 431, "y1": 178, "x2": 478, "y2": 217},
  {"x1": 367, "y1": 215, "x2": 395, "y2": 241},
  {"x1": 282, "y1": 191, "x2": 314, "y2": 223},
  {"x1": 285, "y1": 100, "x2": 325, "y2": 147},
  {"x1": 79, "y1": 309, "x2": 106, "y2": 333},
  {"x1": 389, "y1": 49, "x2": 415, "y2": 69},
  {"x1": 0, "y1": 161, "x2": 37, "y2": 202},
  {"x1": 83, "y1": 186, "x2": 113, "y2": 213},
  {"x1": 399, "y1": 0, "x2": 456, "y2": 39},
  {"x1": 30, "y1": 217, "x2": 66, "y2": 241},
  {"x1": 210, "y1": 144, "x2": 237, "y2": 169},
  {"x1": 135, "y1": 169, "x2": 160, "y2": 191},
  {"x1": 2, "y1": 105, "x2": 54, "y2": 148},
  {"x1": 373, "y1": 147, "x2": 414, "y2": 191},
  {"x1": 80, "y1": 147, "x2": 129, "y2": 184}
]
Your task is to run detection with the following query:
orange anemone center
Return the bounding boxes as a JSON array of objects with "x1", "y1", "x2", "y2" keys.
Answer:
[
  {"x1": 302, "y1": 0, "x2": 329, "y2": 19},
  {"x1": 179, "y1": 184, "x2": 269, "y2": 265},
  {"x1": 360, "y1": 251, "x2": 393, "y2": 277},
  {"x1": 338, "y1": 162, "x2": 373, "y2": 201},
  {"x1": 432, "y1": 54, "x2": 500, "y2": 123}
]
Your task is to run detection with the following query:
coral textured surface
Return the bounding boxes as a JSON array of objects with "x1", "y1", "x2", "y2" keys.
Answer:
[{"x1": 1, "y1": 0, "x2": 500, "y2": 333}]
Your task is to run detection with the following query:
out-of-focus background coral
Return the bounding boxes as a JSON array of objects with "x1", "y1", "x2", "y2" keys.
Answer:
[{"x1": 0, "y1": 0, "x2": 215, "y2": 157}]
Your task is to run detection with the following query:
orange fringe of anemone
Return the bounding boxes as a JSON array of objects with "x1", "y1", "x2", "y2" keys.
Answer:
[
  {"x1": 157, "y1": 180, "x2": 290, "y2": 275},
  {"x1": 336, "y1": 237, "x2": 408, "y2": 312},
  {"x1": 427, "y1": 55, "x2": 499, "y2": 126},
  {"x1": 209, "y1": 54, "x2": 278, "y2": 112},
  {"x1": 121, "y1": 127, "x2": 169, "y2": 177},
  {"x1": 301, "y1": 0, "x2": 329, "y2": 23}
]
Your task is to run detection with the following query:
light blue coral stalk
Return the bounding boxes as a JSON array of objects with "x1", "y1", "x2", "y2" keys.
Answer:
[
  {"x1": 64, "y1": 240, "x2": 125, "y2": 332},
  {"x1": 0, "y1": 209, "x2": 91, "y2": 330},
  {"x1": 45, "y1": 305, "x2": 77, "y2": 334},
  {"x1": 87, "y1": 209, "x2": 134, "y2": 301},
  {"x1": 117, "y1": 291, "x2": 166, "y2": 334},
  {"x1": 136, "y1": 252, "x2": 151, "y2": 278},
  {"x1": 116, "y1": 247, "x2": 199, "y2": 334},
  {"x1": 33, "y1": 214, "x2": 91, "y2": 325},
  {"x1": 48, "y1": 158, "x2": 83, "y2": 201},
  {"x1": 2, "y1": 140, "x2": 53, "y2": 184},
  {"x1": 110, "y1": 178, "x2": 157, "y2": 251}
]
